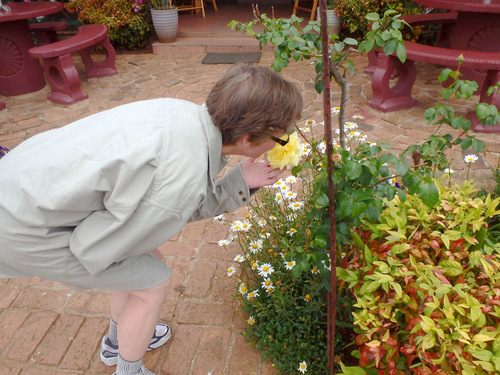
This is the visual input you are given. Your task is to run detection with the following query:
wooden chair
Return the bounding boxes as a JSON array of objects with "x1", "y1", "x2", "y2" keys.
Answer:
[
  {"x1": 292, "y1": 0, "x2": 318, "y2": 21},
  {"x1": 176, "y1": 0, "x2": 217, "y2": 18}
]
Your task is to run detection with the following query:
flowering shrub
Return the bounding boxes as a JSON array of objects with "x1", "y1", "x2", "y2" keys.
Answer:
[
  {"x1": 230, "y1": 9, "x2": 500, "y2": 375},
  {"x1": 335, "y1": 0, "x2": 422, "y2": 40},
  {"x1": 65, "y1": 0, "x2": 152, "y2": 49},
  {"x1": 339, "y1": 181, "x2": 500, "y2": 374}
]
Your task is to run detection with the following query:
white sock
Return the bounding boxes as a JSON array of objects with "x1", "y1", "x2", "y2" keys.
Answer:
[
  {"x1": 107, "y1": 318, "x2": 119, "y2": 346},
  {"x1": 116, "y1": 354, "x2": 142, "y2": 374}
]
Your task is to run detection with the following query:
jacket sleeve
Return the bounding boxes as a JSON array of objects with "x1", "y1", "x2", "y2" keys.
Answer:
[{"x1": 188, "y1": 163, "x2": 252, "y2": 222}]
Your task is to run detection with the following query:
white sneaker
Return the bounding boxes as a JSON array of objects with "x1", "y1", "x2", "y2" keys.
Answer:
[
  {"x1": 100, "y1": 323, "x2": 172, "y2": 366},
  {"x1": 113, "y1": 365, "x2": 157, "y2": 375}
]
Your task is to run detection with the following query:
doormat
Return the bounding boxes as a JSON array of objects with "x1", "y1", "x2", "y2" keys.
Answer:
[{"x1": 201, "y1": 52, "x2": 262, "y2": 64}]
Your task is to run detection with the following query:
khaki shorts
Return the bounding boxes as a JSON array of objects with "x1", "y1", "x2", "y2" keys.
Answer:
[
  {"x1": 0, "y1": 211, "x2": 172, "y2": 292},
  {"x1": 0, "y1": 251, "x2": 172, "y2": 292}
]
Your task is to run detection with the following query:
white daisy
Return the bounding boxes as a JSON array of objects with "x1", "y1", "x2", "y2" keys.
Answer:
[
  {"x1": 239, "y1": 283, "x2": 248, "y2": 295},
  {"x1": 317, "y1": 141, "x2": 327, "y2": 153},
  {"x1": 227, "y1": 266, "x2": 237, "y2": 277},
  {"x1": 213, "y1": 214, "x2": 225, "y2": 223},
  {"x1": 287, "y1": 228, "x2": 297, "y2": 236},
  {"x1": 331, "y1": 107, "x2": 340, "y2": 115},
  {"x1": 241, "y1": 220, "x2": 252, "y2": 232},
  {"x1": 261, "y1": 277, "x2": 273, "y2": 289},
  {"x1": 284, "y1": 260, "x2": 296, "y2": 270},
  {"x1": 258, "y1": 263, "x2": 275, "y2": 277},
  {"x1": 272, "y1": 179, "x2": 287, "y2": 189},
  {"x1": 269, "y1": 215, "x2": 277, "y2": 221},
  {"x1": 230, "y1": 220, "x2": 243, "y2": 231},
  {"x1": 247, "y1": 290, "x2": 259, "y2": 300},
  {"x1": 285, "y1": 175, "x2": 297, "y2": 184},
  {"x1": 347, "y1": 130, "x2": 361, "y2": 139},
  {"x1": 464, "y1": 154, "x2": 478, "y2": 163},
  {"x1": 275, "y1": 193, "x2": 285, "y2": 203},
  {"x1": 265, "y1": 285, "x2": 275, "y2": 294},
  {"x1": 257, "y1": 219, "x2": 267, "y2": 227},
  {"x1": 352, "y1": 114, "x2": 364, "y2": 120},
  {"x1": 444, "y1": 168, "x2": 455, "y2": 174},
  {"x1": 247, "y1": 316, "x2": 256, "y2": 325},
  {"x1": 248, "y1": 239, "x2": 263, "y2": 254},
  {"x1": 234, "y1": 254, "x2": 245, "y2": 262},
  {"x1": 311, "y1": 266, "x2": 319, "y2": 275},
  {"x1": 344, "y1": 121, "x2": 357, "y2": 130},
  {"x1": 298, "y1": 126, "x2": 311, "y2": 133},
  {"x1": 298, "y1": 361, "x2": 307, "y2": 374},
  {"x1": 304, "y1": 119, "x2": 316, "y2": 127},
  {"x1": 302, "y1": 145, "x2": 312, "y2": 156},
  {"x1": 217, "y1": 239, "x2": 231, "y2": 247},
  {"x1": 288, "y1": 201, "x2": 304, "y2": 211},
  {"x1": 284, "y1": 191, "x2": 298, "y2": 200}
]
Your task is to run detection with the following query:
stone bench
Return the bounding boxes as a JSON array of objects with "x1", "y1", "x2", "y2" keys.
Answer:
[
  {"x1": 29, "y1": 21, "x2": 68, "y2": 45},
  {"x1": 28, "y1": 24, "x2": 118, "y2": 105}
]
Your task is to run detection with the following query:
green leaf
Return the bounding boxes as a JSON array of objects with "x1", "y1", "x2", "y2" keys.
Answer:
[
  {"x1": 396, "y1": 41, "x2": 406, "y2": 63},
  {"x1": 438, "y1": 260, "x2": 463, "y2": 276},
  {"x1": 383, "y1": 39, "x2": 397, "y2": 55},
  {"x1": 316, "y1": 192, "x2": 329, "y2": 207},
  {"x1": 365, "y1": 13, "x2": 380, "y2": 21},
  {"x1": 366, "y1": 205, "x2": 380, "y2": 222},
  {"x1": 339, "y1": 362, "x2": 367, "y2": 375},
  {"x1": 344, "y1": 37, "x2": 358, "y2": 45},
  {"x1": 471, "y1": 349, "x2": 493, "y2": 362},
  {"x1": 395, "y1": 160, "x2": 409, "y2": 176},
  {"x1": 417, "y1": 179, "x2": 439, "y2": 207},
  {"x1": 438, "y1": 68, "x2": 452, "y2": 82},
  {"x1": 345, "y1": 161, "x2": 363, "y2": 180}
]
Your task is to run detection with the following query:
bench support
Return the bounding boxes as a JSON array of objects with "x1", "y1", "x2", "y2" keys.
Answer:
[
  {"x1": 42, "y1": 54, "x2": 88, "y2": 105},
  {"x1": 367, "y1": 53, "x2": 417, "y2": 112},
  {"x1": 79, "y1": 35, "x2": 118, "y2": 79}
]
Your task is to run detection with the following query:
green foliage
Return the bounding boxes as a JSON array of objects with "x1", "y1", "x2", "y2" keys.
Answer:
[
  {"x1": 335, "y1": 0, "x2": 422, "y2": 40},
  {"x1": 65, "y1": 0, "x2": 152, "y2": 49},
  {"x1": 338, "y1": 181, "x2": 500, "y2": 374},
  {"x1": 230, "y1": 11, "x2": 395, "y2": 95}
]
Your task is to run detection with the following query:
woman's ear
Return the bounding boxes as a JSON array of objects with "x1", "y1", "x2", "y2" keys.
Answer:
[{"x1": 239, "y1": 134, "x2": 253, "y2": 147}]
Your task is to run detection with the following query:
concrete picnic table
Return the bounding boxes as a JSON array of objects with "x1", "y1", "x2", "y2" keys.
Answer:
[{"x1": 0, "y1": 1, "x2": 63, "y2": 99}]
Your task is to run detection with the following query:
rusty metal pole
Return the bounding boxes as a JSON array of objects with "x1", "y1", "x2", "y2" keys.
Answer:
[{"x1": 318, "y1": 0, "x2": 337, "y2": 373}]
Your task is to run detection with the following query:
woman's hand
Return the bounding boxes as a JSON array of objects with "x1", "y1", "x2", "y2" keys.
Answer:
[{"x1": 240, "y1": 158, "x2": 285, "y2": 189}]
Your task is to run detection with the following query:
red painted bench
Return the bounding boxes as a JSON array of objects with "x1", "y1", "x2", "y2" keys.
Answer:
[
  {"x1": 365, "y1": 13, "x2": 457, "y2": 75},
  {"x1": 28, "y1": 24, "x2": 118, "y2": 105},
  {"x1": 365, "y1": 13, "x2": 500, "y2": 132},
  {"x1": 367, "y1": 42, "x2": 500, "y2": 132},
  {"x1": 29, "y1": 21, "x2": 68, "y2": 45}
]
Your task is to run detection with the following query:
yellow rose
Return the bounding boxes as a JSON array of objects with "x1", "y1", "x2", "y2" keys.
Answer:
[{"x1": 266, "y1": 132, "x2": 303, "y2": 169}]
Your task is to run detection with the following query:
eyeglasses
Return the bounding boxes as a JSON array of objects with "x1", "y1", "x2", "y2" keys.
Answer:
[{"x1": 270, "y1": 134, "x2": 290, "y2": 146}]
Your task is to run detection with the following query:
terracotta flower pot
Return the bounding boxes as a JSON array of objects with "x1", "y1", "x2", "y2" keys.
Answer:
[{"x1": 151, "y1": 8, "x2": 178, "y2": 43}]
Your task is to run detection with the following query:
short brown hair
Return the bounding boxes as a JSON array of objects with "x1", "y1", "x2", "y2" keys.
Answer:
[{"x1": 206, "y1": 64, "x2": 303, "y2": 145}]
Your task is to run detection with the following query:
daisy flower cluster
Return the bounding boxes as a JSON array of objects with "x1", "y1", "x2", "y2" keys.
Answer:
[{"x1": 215, "y1": 158, "x2": 331, "y2": 373}]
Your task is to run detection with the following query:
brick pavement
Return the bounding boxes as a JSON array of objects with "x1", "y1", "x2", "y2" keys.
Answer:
[{"x1": 1, "y1": 49, "x2": 500, "y2": 375}]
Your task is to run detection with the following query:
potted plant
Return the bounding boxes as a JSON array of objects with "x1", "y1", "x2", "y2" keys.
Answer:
[
  {"x1": 150, "y1": 0, "x2": 178, "y2": 43},
  {"x1": 317, "y1": 0, "x2": 341, "y2": 36}
]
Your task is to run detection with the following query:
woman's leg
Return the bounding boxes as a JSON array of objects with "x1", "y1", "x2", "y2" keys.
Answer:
[{"x1": 114, "y1": 278, "x2": 171, "y2": 361}]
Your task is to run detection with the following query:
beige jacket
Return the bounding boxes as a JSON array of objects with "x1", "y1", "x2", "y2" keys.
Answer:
[{"x1": 0, "y1": 99, "x2": 250, "y2": 275}]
